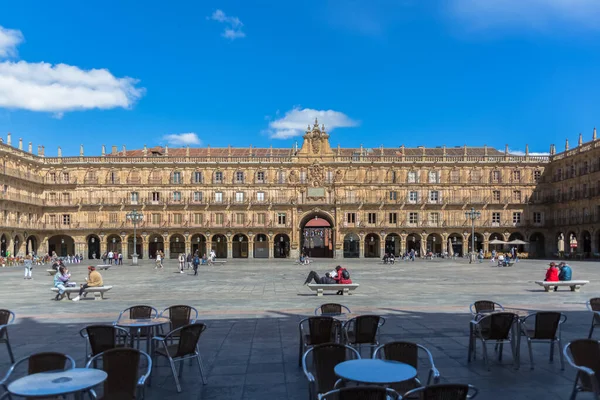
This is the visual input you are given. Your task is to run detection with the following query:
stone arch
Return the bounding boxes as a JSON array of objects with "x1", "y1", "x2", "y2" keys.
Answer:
[
  {"x1": 25, "y1": 234, "x2": 39, "y2": 256},
  {"x1": 254, "y1": 233, "x2": 268, "y2": 258},
  {"x1": 274, "y1": 233, "x2": 290, "y2": 258},
  {"x1": 426, "y1": 233, "x2": 443, "y2": 255},
  {"x1": 0, "y1": 234, "x2": 7, "y2": 257},
  {"x1": 211, "y1": 234, "x2": 227, "y2": 258},
  {"x1": 580, "y1": 230, "x2": 592, "y2": 256},
  {"x1": 343, "y1": 233, "x2": 360, "y2": 258},
  {"x1": 169, "y1": 233, "x2": 185, "y2": 259},
  {"x1": 126, "y1": 234, "x2": 143, "y2": 259},
  {"x1": 106, "y1": 234, "x2": 122, "y2": 254},
  {"x1": 191, "y1": 234, "x2": 207, "y2": 256},
  {"x1": 364, "y1": 233, "x2": 380, "y2": 258},
  {"x1": 407, "y1": 233, "x2": 422, "y2": 254},
  {"x1": 232, "y1": 234, "x2": 248, "y2": 258},
  {"x1": 385, "y1": 233, "x2": 401, "y2": 257},
  {"x1": 300, "y1": 211, "x2": 334, "y2": 258},
  {"x1": 86, "y1": 234, "x2": 101, "y2": 259},
  {"x1": 467, "y1": 233, "x2": 484, "y2": 252},
  {"x1": 12, "y1": 234, "x2": 23, "y2": 256},
  {"x1": 448, "y1": 232, "x2": 463, "y2": 256},
  {"x1": 148, "y1": 233, "x2": 164, "y2": 258},
  {"x1": 48, "y1": 235, "x2": 75, "y2": 257}
]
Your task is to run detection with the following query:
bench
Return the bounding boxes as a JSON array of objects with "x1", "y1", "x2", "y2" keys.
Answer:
[
  {"x1": 497, "y1": 260, "x2": 515, "y2": 267},
  {"x1": 534, "y1": 280, "x2": 590, "y2": 292},
  {"x1": 307, "y1": 284, "x2": 359, "y2": 296},
  {"x1": 51, "y1": 286, "x2": 113, "y2": 300},
  {"x1": 47, "y1": 269, "x2": 58, "y2": 276},
  {"x1": 96, "y1": 265, "x2": 111, "y2": 271}
]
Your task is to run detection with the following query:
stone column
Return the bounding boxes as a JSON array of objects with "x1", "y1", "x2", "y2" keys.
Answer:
[
  {"x1": 185, "y1": 239, "x2": 191, "y2": 255},
  {"x1": 142, "y1": 239, "x2": 149, "y2": 259},
  {"x1": 7, "y1": 237, "x2": 14, "y2": 256},
  {"x1": 379, "y1": 240, "x2": 385, "y2": 258},
  {"x1": 400, "y1": 234, "x2": 407, "y2": 255},
  {"x1": 462, "y1": 234, "x2": 469, "y2": 256},
  {"x1": 248, "y1": 239, "x2": 254, "y2": 259},
  {"x1": 268, "y1": 238, "x2": 273, "y2": 258},
  {"x1": 227, "y1": 240, "x2": 233, "y2": 258},
  {"x1": 121, "y1": 235, "x2": 128, "y2": 260},
  {"x1": 358, "y1": 237, "x2": 364, "y2": 258},
  {"x1": 483, "y1": 240, "x2": 489, "y2": 254},
  {"x1": 164, "y1": 236, "x2": 170, "y2": 259},
  {"x1": 441, "y1": 237, "x2": 447, "y2": 254}
]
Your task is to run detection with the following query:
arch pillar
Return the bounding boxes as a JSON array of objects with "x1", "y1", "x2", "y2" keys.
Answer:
[
  {"x1": 268, "y1": 237, "x2": 273, "y2": 258},
  {"x1": 462, "y1": 232, "x2": 469, "y2": 256},
  {"x1": 248, "y1": 234, "x2": 254, "y2": 259},
  {"x1": 142, "y1": 235, "x2": 149, "y2": 259},
  {"x1": 7, "y1": 237, "x2": 14, "y2": 256},
  {"x1": 441, "y1": 233, "x2": 448, "y2": 255},
  {"x1": 400, "y1": 232, "x2": 407, "y2": 255},
  {"x1": 227, "y1": 240, "x2": 233, "y2": 258},
  {"x1": 358, "y1": 233, "x2": 365, "y2": 258},
  {"x1": 420, "y1": 232, "x2": 427, "y2": 256}
]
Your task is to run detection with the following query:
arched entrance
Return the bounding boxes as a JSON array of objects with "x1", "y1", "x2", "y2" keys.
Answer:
[
  {"x1": 343, "y1": 233, "x2": 360, "y2": 258},
  {"x1": 301, "y1": 214, "x2": 333, "y2": 258},
  {"x1": 529, "y1": 232, "x2": 545, "y2": 258},
  {"x1": 407, "y1": 233, "x2": 421, "y2": 255},
  {"x1": 426, "y1": 233, "x2": 442, "y2": 255},
  {"x1": 364, "y1": 234, "x2": 380, "y2": 258},
  {"x1": 87, "y1": 235, "x2": 101, "y2": 259},
  {"x1": 467, "y1": 233, "x2": 484, "y2": 252},
  {"x1": 448, "y1": 233, "x2": 463, "y2": 257},
  {"x1": 48, "y1": 235, "x2": 75, "y2": 257},
  {"x1": 385, "y1": 233, "x2": 401, "y2": 257},
  {"x1": 13, "y1": 235, "x2": 23, "y2": 256},
  {"x1": 149, "y1": 234, "x2": 164, "y2": 258},
  {"x1": 0, "y1": 234, "x2": 7, "y2": 256},
  {"x1": 106, "y1": 234, "x2": 122, "y2": 254},
  {"x1": 169, "y1": 234, "x2": 185, "y2": 259},
  {"x1": 127, "y1": 235, "x2": 142, "y2": 259},
  {"x1": 254, "y1": 234, "x2": 268, "y2": 258},
  {"x1": 211, "y1": 234, "x2": 227, "y2": 258},
  {"x1": 508, "y1": 232, "x2": 526, "y2": 253},
  {"x1": 232, "y1": 234, "x2": 248, "y2": 258},
  {"x1": 581, "y1": 230, "x2": 592, "y2": 257},
  {"x1": 191, "y1": 234, "x2": 206, "y2": 256},
  {"x1": 274, "y1": 234, "x2": 290, "y2": 258},
  {"x1": 26, "y1": 235, "x2": 38, "y2": 256}
]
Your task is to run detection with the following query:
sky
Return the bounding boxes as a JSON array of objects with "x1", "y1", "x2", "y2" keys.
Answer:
[{"x1": 1, "y1": 0, "x2": 600, "y2": 156}]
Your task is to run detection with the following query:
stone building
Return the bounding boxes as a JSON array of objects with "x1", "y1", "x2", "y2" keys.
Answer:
[{"x1": 0, "y1": 120, "x2": 598, "y2": 260}]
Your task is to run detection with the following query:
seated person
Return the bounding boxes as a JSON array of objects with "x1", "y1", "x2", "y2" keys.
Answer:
[
  {"x1": 545, "y1": 262, "x2": 560, "y2": 282},
  {"x1": 497, "y1": 254, "x2": 505, "y2": 266},
  {"x1": 558, "y1": 262, "x2": 572, "y2": 281},
  {"x1": 334, "y1": 266, "x2": 352, "y2": 284},
  {"x1": 388, "y1": 254, "x2": 395, "y2": 264},
  {"x1": 53, "y1": 266, "x2": 71, "y2": 301},
  {"x1": 382, "y1": 253, "x2": 389, "y2": 263},
  {"x1": 304, "y1": 271, "x2": 336, "y2": 285},
  {"x1": 72, "y1": 266, "x2": 103, "y2": 302}
]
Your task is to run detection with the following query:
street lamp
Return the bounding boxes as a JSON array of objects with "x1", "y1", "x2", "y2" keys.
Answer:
[
  {"x1": 126, "y1": 209, "x2": 144, "y2": 265},
  {"x1": 465, "y1": 207, "x2": 481, "y2": 264}
]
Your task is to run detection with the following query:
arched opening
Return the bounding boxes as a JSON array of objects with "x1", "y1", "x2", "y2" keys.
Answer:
[
  {"x1": 87, "y1": 235, "x2": 101, "y2": 259},
  {"x1": 529, "y1": 232, "x2": 545, "y2": 258},
  {"x1": 488, "y1": 233, "x2": 504, "y2": 254},
  {"x1": 364, "y1": 234, "x2": 380, "y2": 258},
  {"x1": 13, "y1": 235, "x2": 23, "y2": 256},
  {"x1": 254, "y1": 234, "x2": 268, "y2": 258},
  {"x1": 148, "y1": 234, "x2": 164, "y2": 258},
  {"x1": 232, "y1": 234, "x2": 248, "y2": 258},
  {"x1": 274, "y1": 234, "x2": 290, "y2": 258},
  {"x1": 343, "y1": 233, "x2": 360, "y2": 258},
  {"x1": 26, "y1": 235, "x2": 38, "y2": 256},
  {"x1": 407, "y1": 233, "x2": 421, "y2": 255},
  {"x1": 211, "y1": 234, "x2": 227, "y2": 258},
  {"x1": 301, "y1": 214, "x2": 334, "y2": 258},
  {"x1": 467, "y1": 233, "x2": 484, "y2": 252},
  {"x1": 426, "y1": 233, "x2": 443, "y2": 255},
  {"x1": 169, "y1": 234, "x2": 185, "y2": 259},
  {"x1": 106, "y1": 234, "x2": 122, "y2": 254},
  {"x1": 191, "y1": 234, "x2": 207, "y2": 257},
  {"x1": 0, "y1": 234, "x2": 7, "y2": 256},
  {"x1": 567, "y1": 231, "x2": 578, "y2": 255},
  {"x1": 448, "y1": 233, "x2": 463, "y2": 257},
  {"x1": 385, "y1": 233, "x2": 401, "y2": 257},
  {"x1": 48, "y1": 235, "x2": 75, "y2": 257},
  {"x1": 127, "y1": 235, "x2": 142, "y2": 259},
  {"x1": 581, "y1": 230, "x2": 592, "y2": 257}
]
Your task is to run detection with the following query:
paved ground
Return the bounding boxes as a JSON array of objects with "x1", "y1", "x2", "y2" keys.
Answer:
[{"x1": 0, "y1": 258, "x2": 599, "y2": 399}]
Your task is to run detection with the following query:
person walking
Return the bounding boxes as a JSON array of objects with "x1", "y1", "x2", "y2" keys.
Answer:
[
  {"x1": 186, "y1": 253, "x2": 192, "y2": 269},
  {"x1": 193, "y1": 253, "x2": 200, "y2": 276},
  {"x1": 107, "y1": 250, "x2": 114, "y2": 265},
  {"x1": 118, "y1": 252, "x2": 123, "y2": 265},
  {"x1": 178, "y1": 253, "x2": 185, "y2": 274},
  {"x1": 155, "y1": 252, "x2": 164, "y2": 269},
  {"x1": 24, "y1": 256, "x2": 33, "y2": 279}
]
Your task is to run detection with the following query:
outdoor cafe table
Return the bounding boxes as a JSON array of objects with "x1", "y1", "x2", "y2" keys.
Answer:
[
  {"x1": 116, "y1": 316, "x2": 170, "y2": 353},
  {"x1": 334, "y1": 359, "x2": 417, "y2": 386},
  {"x1": 8, "y1": 368, "x2": 107, "y2": 400}
]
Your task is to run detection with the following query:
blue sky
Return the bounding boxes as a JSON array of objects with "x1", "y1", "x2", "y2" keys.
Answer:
[{"x1": 1, "y1": 0, "x2": 600, "y2": 156}]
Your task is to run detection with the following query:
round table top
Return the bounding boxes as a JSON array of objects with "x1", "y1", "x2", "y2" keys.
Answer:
[
  {"x1": 477, "y1": 309, "x2": 529, "y2": 318},
  {"x1": 8, "y1": 368, "x2": 107, "y2": 398},
  {"x1": 116, "y1": 316, "x2": 170, "y2": 327},
  {"x1": 335, "y1": 359, "x2": 417, "y2": 385}
]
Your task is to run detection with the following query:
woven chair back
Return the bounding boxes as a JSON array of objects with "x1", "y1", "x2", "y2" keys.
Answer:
[
  {"x1": 532, "y1": 312, "x2": 561, "y2": 340},
  {"x1": 0, "y1": 309, "x2": 10, "y2": 339},
  {"x1": 380, "y1": 342, "x2": 419, "y2": 368},
  {"x1": 308, "y1": 317, "x2": 340, "y2": 345},
  {"x1": 175, "y1": 323, "x2": 207, "y2": 358},
  {"x1": 332, "y1": 386, "x2": 390, "y2": 400},
  {"x1": 482, "y1": 313, "x2": 515, "y2": 340},
  {"x1": 313, "y1": 344, "x2": 354, "y2": 395},
  {"x1": 86, "y1": 325, "x2": 120, "y2": 356},
  {"x1": 473, "y1": 301, "x2": 496, "y2": 313},
  {"x1": 352, "y1": 316, "x2": 381, "y2": 344},
  {"x1": 102, "y1": 348, "x2": 141, "y2": 399},
  {"x1": 129, "y1": 306, "x2": 153, "y2": 319},
  {"x1": 28, "y1": 352, "x2": 69, "y2": 375},
  {"x1": 569, "y1": 339, "x2": 600, "y2": 393},
  {"x1": 320, "y1": 304, "x2": 343, "y2": 316},
  {"x1": 168, "y1": 305, "x2": 193, "y2": 331}
]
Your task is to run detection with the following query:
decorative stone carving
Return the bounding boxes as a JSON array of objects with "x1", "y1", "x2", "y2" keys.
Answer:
[{"x1": 308, "y1": 163, "x2": 324, "y2": 187}]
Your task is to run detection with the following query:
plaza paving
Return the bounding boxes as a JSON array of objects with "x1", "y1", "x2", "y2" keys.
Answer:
[{"x1": 0, "y1": 257, "x2": 599, "y2": 399}]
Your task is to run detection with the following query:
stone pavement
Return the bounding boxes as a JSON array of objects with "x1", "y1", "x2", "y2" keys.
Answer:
[{"x1": 0, "y1": 258, "x2": 599, "y2": 399}]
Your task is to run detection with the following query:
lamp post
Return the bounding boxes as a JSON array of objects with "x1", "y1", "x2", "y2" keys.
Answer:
[
  {"x1": 126, "y1": 209, "x2": 144, "y2": 265},
  {"x1": 465, "y1": 207, "x2": 481, "y2": 264}
]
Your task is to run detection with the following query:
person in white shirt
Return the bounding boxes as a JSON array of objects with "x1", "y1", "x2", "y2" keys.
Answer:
[
  {"x1": 107, "y1": 251, "x2": 114, "y2": 265},
  {"x1": 178, "y1": 253, "x2": 185, "y2": 273},
  {"x1": 209, "y1": 249, "x2": 216, "y2": 262},
  {"x1": 155, "y1": 252, "x2": 163, "y2": 269}
]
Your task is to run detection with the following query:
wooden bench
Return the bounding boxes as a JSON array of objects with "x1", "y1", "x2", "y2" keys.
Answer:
[
  {"x1": 51, "y1": 286, "x2": 113, "y2": 300},
  {"x1": 307, "y1": 284, "x2": 359, "y2": 296},
  {"x1": 47, "y1": 269, "x2": 58, "y2": 276},
  {"x1": 96, "y1": 265, "x2": 111, "y2": 271},
  {"x1": 534, "y1": 280, "x2": 589, "y2": 292}
]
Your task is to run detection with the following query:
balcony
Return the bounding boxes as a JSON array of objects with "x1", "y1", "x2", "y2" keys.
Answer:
[
  {"x1": 148, "y1": 177, "x2": 163, "y2": 185},
  {"x1": 46, "y1": 177, "x2": 77, "y2": 185},
  {"x1": 0, "y1": 192, "x2": 44, "y2": 206},
  {"x1": 83, "y1": 177, "x2": 98, "y2": 184},
  {"x1": 127, "y1": 177, "x2": 142, "y2": 184},
  {"x1": 1, "y1": 166, "x2": 44, "y2": 184}
]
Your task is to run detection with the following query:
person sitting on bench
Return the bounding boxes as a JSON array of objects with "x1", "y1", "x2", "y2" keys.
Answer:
[
  {"x1": 72, "y1": 266, "x2": 103, "y2": 302},
  {"x1": 304, "y1": 271, "x2": 336, "y2": 285},
  {"x1": 556, "y1": 262, "x2": 572, "y2": 291}
]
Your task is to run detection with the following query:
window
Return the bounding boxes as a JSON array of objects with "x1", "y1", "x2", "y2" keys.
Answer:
[
  {"x1": 49, "y1": 214, "x2": 56, "y2": 224},
  {"x1": 256, "y1": 171, "x2": 265, "y2": 183},
  {"x1": 533, "y1": 170, "x2": 541, "y2": 182},
  {"x1": 512, "y1": 212, "x2": 521, "y2": 224},
  {"x1": 277, "y1": 213, "x2": 286, "y2": 225},
  {"x1": 49, "y1": 192, "x2": 57, "y2": 202},
  {"x1": 513, "y1": 190, "x2": 521, "y2": 202},
  {"x1": 109, "y1": 213, "x2": 117, "y2": 223},
  {"x1": 194, "y1": 213, "x2": 203, "y2": 224},
  {"x1": 88, "y1": 213, "x2": 96, "y2": 223},
  {"x1": 368, "y1": 212, "x2": 377, "y2": 224},
  {"x1": 193, "y1": 171, "x2": 203, "y2": 183},
  {"x1": 193, "y1": 192, "x2": 203, "y2": 202},
  {"x1": 62, "y1": 193, "x2": 71, "y2": 203},
  {"x1": 172, "y1": 172, "x2": 181, "y2": 184},
  {"x1": 214, "y1": 192, "x2": 223, "y2": 203},
  {"x1": 278, "y1": 171, "x2": 286, "y2": 184},
  {"x1": 471, "y1": 170, "x2": 482, "y2": 183},
  {"x1": 173, "y1": 213, "x2": 182, "y2": 224},
  {"x1": 450, "y1": 170, "x2": 460, "y2": 183},
  {"x1": 215, "y1": 213, "x2": 224, "y2": 225},
  {"x1": 569, "y1": 187, "x2": 574, "y2": 199},
  {"x1": 256, "y1": 192, "x2": 265, "y2": 202},
  {"x1": 152, "y1": 192, "x2": 160, "y2": 202},
  {"x1": 389, "y1": 191, "x2": 397, "y2": 201},
  {"x1": 346, "y1": 213, "x2": 356, "y2": 223},
  {"x1": 512, "y1": 170, "x2": 521, "y2": 182},
  {"x1": 407, "y1": 171, "x2": 417, "y2": 183},
  {"x1": 492, "y1": 212, "x2": 500, "y2": 224},
  {"x1": 62, "y1": 172, "x2": 69, "y2": 183},
  {"x1": 257, "y1": 213, "x2": 266, "y2": 225},
  {"x1": 409, "y1": 212, "x2": 418, "y2": 224},
  {"x1": 214, "y1": 171, "x2": 223, "y2": 183},
  {"x1": 49, "y1": 172, "x2": 56, "y2": 182},
  {"x1": 429, "y1": 212, "x2": 440, "y2": 225},
  {"x1": 236, "y1": 213, "x2": 245, "y2": 224},
  {"x1": 533, "y1": 212, "x2": 542, "y2": 224},
  {"x1": 492, "y1": 190, "x2": 501, "y2": 202},
  {"x1": 408, "y1": 191, "x2": 418, "y2": 203},
  {"x1": 389, "y1": 212, "x2": 397, "y2": 224},
  {"x1": 428, "y1": 171, "x2": 439, "y2": 183},
  {"x1": 429, "y1": 191, "x2": 439, "y2": 203},
  {"x1": 151, "y1": 213, "x2": 161, "y2": 224},
  {"x1": 108, "y1": 171, "x2": 117, "y2": 184},
  {"x1": 570, "y1": 164, "x2": 576, "y2": 177},
  {"x1": 491, "y1": 170, "x2": 500, "y2": 183},
  {"x1": 131, "y1": 192, "x2": 139, "y2": 203},
  {"x1": 235, "y1": 192, "x2": 244, "y2": 202},
  {"x1": 326, "y1": 171, "x2": 334, "y2": 184},
  {"x1": 62, "y1": 214, "x2": 71, "y2": 225},
  {"x1": 173, "y1": 191, "x2": 182, "y2": 202},
  {"x1": 235, "y1": 171, "x2": 244, "y2": 183}
]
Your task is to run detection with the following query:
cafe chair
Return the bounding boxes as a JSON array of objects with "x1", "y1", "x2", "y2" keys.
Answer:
[
  {"x1": 564, "y1": 339, "x2": 600, "y2": 400},
  {"x1": 468, "y1": 312, "x2": 519, "y2": 371},
  {"x1": 0, "y1": 309, "x2": 15, "y2": 364},
  {"x1": 320, "y1": 386, "x2": 400, "y2": 400},
  {"x1": 343, "y1": 315, "x2": 386, "y2": 357},
  {"x1": 80, "y1": 325, "x2": 131, "y2": 365},
  {"x1": 314, "y1": 304, "x2": 351, "y2": 317},
  {"x1": 469, "y1": 300, "x2": 504, "y2": 316},
  {"x1": 115, "y1": 305, "x2": 159, "y2": 345},
  {"x1": 403, "y1": 384, "x2": 479, "y2": 400},
  {"x1": 158, "y1": 305, "x2": 199, "y2": 341},
  {"x1": 151, "y1": 323, "x2": 208, "y2": 393},
  {"x1": 302, "y1": 343, "x2": 360, "y2": 400},
  {"x1": 0, "y1": 352, "x2": 76, "y2": 399},
  {"x1": 298, "y1": 317, "x2": 343, "y2": 366},
  {"x1": 85, "y1": 348, "x2": 152, "y2": 400},
  {"x1": 373, "y1": 341, "x2": 440, "y2": 394},
  {"x1": 519, "y1": 312, "x2": 566, "y2": 370},
  {"x1": 587, "y1": 298, "x2": 600, "y2": 339}
]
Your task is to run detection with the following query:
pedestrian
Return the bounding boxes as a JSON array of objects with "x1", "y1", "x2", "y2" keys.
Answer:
[
  {"x1": 178, "y1": 253, "x2": 185, "y2": 274},
  {"x1": 186, "y1": 253, "x2": 192, "y2": 269},
  {"x1": 107, "y1": 250, "x2": 114, "y2": 265},
  {"x1": 24, "y1": 256, "x2": 33, "y2": 280},
  {"x1": 193, "y1": 254, "x2": 200, "y2": 276},
  {"x1": 478, "y1": 249, "x2": 484, "y2": 263},
  {"x1": 118, "y1": 252, "x2": 123, "y2": 265},
  {"x1": 155, "y1": 252, "x2": 164, "y2": 269}
]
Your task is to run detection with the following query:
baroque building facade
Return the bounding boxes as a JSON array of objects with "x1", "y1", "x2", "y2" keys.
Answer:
[{"x1": 0, "y1": 120, "x2": 599, "y2": 260}]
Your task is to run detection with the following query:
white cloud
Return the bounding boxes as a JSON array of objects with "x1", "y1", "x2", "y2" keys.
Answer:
[
  {"x1": 163, "y1": 132, "x2": 201, "y2": 146},
  {"x1": 450, "y1": 0, "x2": 600, "y2": 31},
  {"x1": 501, "y1": 148, "x2": 550, "y2": 156},
  {"x1": 0, "y1": 26, "x2": 23, "y2": 58},
  {"x1": 209, "y1": 9, "x2": 245, "y2": 40},
  {"x1": 0, "y1": 25, "x2": 144, "y2": 115},
  {"x1": 266, "y1": 107, "x2": 359, "y2": 139}
]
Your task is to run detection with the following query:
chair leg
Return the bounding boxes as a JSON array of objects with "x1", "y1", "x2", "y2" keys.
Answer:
[
  {"x1": 550, "y1": 340, "x2": 555, "y2": 363},
  {"x1": 178, "y1": 359, "x2": 184, "y2": 378},
  {"x1": 570, "y1": 374, "x2": 579, "y2": 400},
  {"x1": 196, "y1": 353, "x2": 207, "y2": 385},
  {"x1": 527, "y1": 339, "x2": 534, "y2": 370},
  {"x1": 4, "y1": 337, "x2": 14, "y2": 364},
  {"x1": 169, "y1": 359, "x2": 182, "y2": 393},
  {"x1": 557, "y1": 340, "x2": 565, "y2": 370},
  {"x1": 298, "y1": 341, "x2": 304, "y2": 367},
  {"x1": 589, "y1": 321, "x2": 595, "y2": 339},
  {"x1": 467, "y1": 334, "x2": 473, "y2": 362},
  {"x1": 498, "y1": 342, "x2": 503, "y2": 361},
  {"x1": 481, "y1": 340, "x2": 490, "y2": 371}
]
